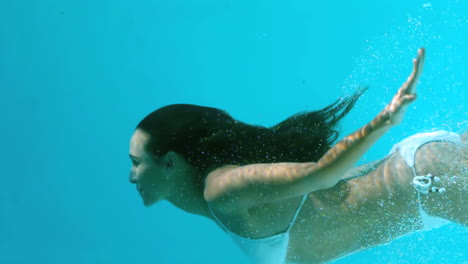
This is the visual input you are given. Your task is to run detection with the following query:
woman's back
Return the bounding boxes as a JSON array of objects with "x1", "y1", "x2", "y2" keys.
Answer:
[{"x1": 287, "y1": 132, "x2": 466, "y2": 263}]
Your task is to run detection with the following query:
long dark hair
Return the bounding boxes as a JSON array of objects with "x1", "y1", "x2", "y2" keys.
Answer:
[{"x1": 137, "y1": 89, "x2": 365, "y2": 176}]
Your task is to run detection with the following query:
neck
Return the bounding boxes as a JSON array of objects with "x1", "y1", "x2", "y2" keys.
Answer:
[{"x1": 166, "y1": 165, "x2": 212, "y2": 219}]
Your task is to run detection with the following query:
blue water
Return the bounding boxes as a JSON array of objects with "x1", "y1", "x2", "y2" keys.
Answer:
[{"x1": 0, "y1": 0, "x2": 466, "y2": 263}]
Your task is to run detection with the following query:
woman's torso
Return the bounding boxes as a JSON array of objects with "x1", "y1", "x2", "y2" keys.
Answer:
[
  {"x1": 287, "y1": 151, "x2": 422, "y2": 263},
  {"x1": 209, "y1": 150, "x2": 422, "y2": 263},
  {"x1": 209, "y1": 135, "x2": 464, "y2": 264}
]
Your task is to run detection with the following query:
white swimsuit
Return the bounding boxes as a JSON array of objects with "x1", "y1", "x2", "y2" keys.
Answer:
[
  {"x1": 389, "y1": 130, "x2": 461, "y2": 229},
  {"x1": 210, "y1": 195, "x2": 308, "y2": 264},
  {"x1": 210, "y1": 131, "x2": 461, "y2": 263}
]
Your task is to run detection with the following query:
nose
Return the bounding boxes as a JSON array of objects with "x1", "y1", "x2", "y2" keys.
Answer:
[{"x1": 129, "y1": 170, "x2": 137, "y2": 184}]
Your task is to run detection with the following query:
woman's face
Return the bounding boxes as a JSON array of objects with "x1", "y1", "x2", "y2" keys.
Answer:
[{"x1": 129, "y1": 129, "x2": 169, "y2": 206}]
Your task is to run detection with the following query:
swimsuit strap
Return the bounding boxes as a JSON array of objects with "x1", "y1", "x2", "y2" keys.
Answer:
[
  {"x1": 286, "y1": 194, "x2": 308, "y2": 232},
  {"x1": 210, "y1": 194, "x2": 309, "y2": 236}
]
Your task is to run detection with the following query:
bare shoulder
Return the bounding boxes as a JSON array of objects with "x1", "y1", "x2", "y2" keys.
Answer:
[{"x1": 204, "y1": 165, "x2": 241, "y2": 200}]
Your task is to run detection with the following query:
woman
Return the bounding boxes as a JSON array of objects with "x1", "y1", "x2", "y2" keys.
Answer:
[{"x1": 128, "y1": 48, "x2": 467, "y2": 264}]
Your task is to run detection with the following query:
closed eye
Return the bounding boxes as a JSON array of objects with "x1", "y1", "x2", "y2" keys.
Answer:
[
  {"x1": 129, "y1": 154, "x2": 141, "y2": 167},
  {"x1": 132, "y1": 159, "x2": 140, "y2": 167}
]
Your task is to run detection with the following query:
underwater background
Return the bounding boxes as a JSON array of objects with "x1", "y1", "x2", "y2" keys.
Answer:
[{"x1": 1, "y1": 0, "x2": 466, "y2": 263}]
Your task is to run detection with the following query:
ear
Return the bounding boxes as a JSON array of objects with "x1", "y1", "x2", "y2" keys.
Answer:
[{"x1": 162, "y1": 151, "x2": 177, "y2": 169}]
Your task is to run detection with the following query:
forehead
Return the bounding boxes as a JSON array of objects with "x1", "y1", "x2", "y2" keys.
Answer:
[{"x1": 130, "y1": 129, "x2": 151, "y2": 156}]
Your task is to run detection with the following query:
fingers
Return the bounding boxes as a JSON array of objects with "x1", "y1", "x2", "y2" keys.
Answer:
[
  {"x1": 414, "y1": 48, "x2": 425, "y2": 78},
  {"x1": 418, "y1": 47, "x2": 425, "y2": 66},
  {"x1": 401, "y1": 48, "x2": 426, "y2": 95},
  {"x1": 402, "y1": 93, "x2": 417, "y2": 104},
  {"x1": 399, "y1": 94, "x2": 417, "y2": 111},
  {"x1": 369, "y1": 48, "x2": 425, "y2": 129}
]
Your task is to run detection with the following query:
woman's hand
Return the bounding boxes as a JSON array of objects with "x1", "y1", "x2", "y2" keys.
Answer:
[{"x1": 371, "y1": 48, "x2": 425, "y2": 129}]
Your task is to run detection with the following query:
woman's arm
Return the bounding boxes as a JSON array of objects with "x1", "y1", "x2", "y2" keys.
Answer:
[
  {"x1": 205, "y1": 48, "x2": 426, "y2": 212},
  {"x1": 340, "y1": 159, "x2": 387, "y2": 180}
]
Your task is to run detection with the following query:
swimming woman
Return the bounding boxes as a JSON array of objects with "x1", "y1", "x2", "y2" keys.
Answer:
[{"x1": 128, "y1": 48, "x2": 467, "y2": 264}]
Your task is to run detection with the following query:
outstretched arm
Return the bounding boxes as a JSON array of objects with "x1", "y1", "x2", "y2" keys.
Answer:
[{"x1": 205, "y1": 48, "x2": 426, "y2": 211}]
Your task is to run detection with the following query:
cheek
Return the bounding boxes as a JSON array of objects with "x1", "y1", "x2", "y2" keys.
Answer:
[
  {"x1": 138, "y1": 168, "x2": 151, "y2": 184},
  {"x1": 139, "y1": 167, "x2": 160, "y2": 188}
]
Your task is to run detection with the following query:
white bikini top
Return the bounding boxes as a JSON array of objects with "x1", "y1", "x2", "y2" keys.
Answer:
[{"x1": 210, "y1": 195, "x2": 308, "y2": 264}]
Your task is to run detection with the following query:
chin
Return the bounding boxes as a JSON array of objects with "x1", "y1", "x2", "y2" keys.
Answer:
[{"x1": 142, "y1": 196, "x2": 158, "y2": 207}]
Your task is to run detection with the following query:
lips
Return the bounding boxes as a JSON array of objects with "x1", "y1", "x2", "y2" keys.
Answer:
[{"x1": 137, "y1": 186, "x2": 143, "y2": 192}]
